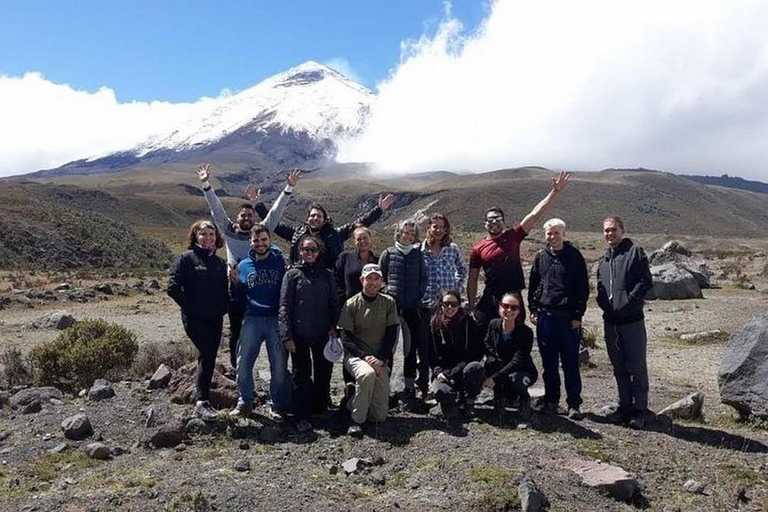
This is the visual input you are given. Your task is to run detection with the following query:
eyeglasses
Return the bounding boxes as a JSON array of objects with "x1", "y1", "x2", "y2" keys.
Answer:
[
  {"x1": 500, "y1": 303, "x2": 520, "y2": 311},
  {"x1": 485, "y1": 216, "x2": 504, "y2": 223},
  {"x1": 441, "y1": 301, "x2": 460, "y2": 309},
  {"x1": 300, "y1": 247, "x2": 319, "y2": 254}
]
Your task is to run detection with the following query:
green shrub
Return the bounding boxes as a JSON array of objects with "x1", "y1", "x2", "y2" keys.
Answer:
[
  {"x1": 0, "y1": 346, "x2": 32, "y2": 387},
  {"x1": 130, "y1": 340, "x2": 197, "y2": 378},
  {"x1": 29, "y1": 319, "x2": 138, "y2": 392}
]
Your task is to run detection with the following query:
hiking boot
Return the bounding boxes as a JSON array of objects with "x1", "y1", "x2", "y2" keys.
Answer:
[
  {"x1": 228, "y1": 402, "x2": 253, "y2": 418},
  {"x1": 267, "y1": 406, "x2": 286, "y2": 423},
  {"x1": 348, "y1": 423, "x2": 364, "y2": 438},
  {"x1": 194, "y1": 400, "x2": 218, "y2": 421},
  {"x1": 629, "y1": 410, "x2": 648, "y2": 429},
  {"x1": 603, "y1": 404, "x2": 632, "y2": 424},
  {"x1": 567, "y1": 407, "x2": 584, "y2": 421},
  {"x1": 540, "y1": 402, "x2": 559, "y2": 416},
  {"x1": 296, "y1": 419, "x2": 313, "y2": 433}
]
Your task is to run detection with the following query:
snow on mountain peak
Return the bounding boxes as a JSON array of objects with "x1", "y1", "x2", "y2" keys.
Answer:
[{"x1": 134, "y1": 61, "x2": 374, "y2": 157}]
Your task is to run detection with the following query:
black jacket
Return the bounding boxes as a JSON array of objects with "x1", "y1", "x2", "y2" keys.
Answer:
[
  {"x1": 256, "y1": 203, "x2": 383, "y2": 269},
  {"x1": 596, "y1": 238, "x2": 653, "y2": 325},
  {"x1": 279, "y1": 262, "x2": 340, "y2": 343},
  {"x1": 379, "y1": 246, "x2": 428, "y2": 310},
  {"x1": 430, "y1": 312, "x2": 484, "y2": 380},
  {"x1": 335, "y1": 249, "x2": 378, "y2": 303},
  {"x1": 167, "y1": 247, "x2": 229, "y2": 321},
  {"x1": 483, "y1": 320, "x2": 538, "y2": 381},
  {"x1": 528, "y1": 242, "x2": 589, "y2": 321}
]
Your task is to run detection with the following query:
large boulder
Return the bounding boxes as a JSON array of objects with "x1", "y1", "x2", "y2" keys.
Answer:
[
  {"x1": 719, "y1": 313, "x2": 768, "y2": 419},
  {"x1": 31, "y1": 310, "x2": 76, "y2": 330},
  {"x1": 10, "y1": 387, "x2": 63, "y2": 408},
  {"x1": 565, "y1": 459, "x2": 640, "y2": 502},
  {"x1": 62, "y1": 413, "x2": 93, "y2": 440},
  {"x1": 646, "y1": 263, "x2": 703, "y2": 300},
  {"x1": 648, "y1": 241, "x2": 711, "y2": 288},
  {"x1": 168, "y1": 362, "x2": 238, "y2": 409}
]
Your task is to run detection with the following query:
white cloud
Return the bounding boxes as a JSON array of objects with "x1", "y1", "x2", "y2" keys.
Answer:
[
  {"x1": 0, "y1": 73, "x2": 211, "y2": 177},
  {"x1": 337, "y1": 0, "x2": 768, "y2": 181},
  {"x1": 323, "y1": 57, "x2": 363, "y2": 84}
]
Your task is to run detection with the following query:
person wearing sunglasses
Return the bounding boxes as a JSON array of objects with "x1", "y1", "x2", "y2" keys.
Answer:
[
  {"x1": 278, "y1": 235, "x2": 340, "y2": 433},
  {"x1": 467, "y1": 172, "x2": 572, "y2": 335},
  {"x1": 428, "y1": 290, "x2": 485, "y2": 418},
  {"x1": 483, "y1": 293, "x2": 538, "y2": 425}
]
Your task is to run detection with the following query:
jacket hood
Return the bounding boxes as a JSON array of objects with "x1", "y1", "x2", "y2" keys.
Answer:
[{"x1": 604, "y1": 237, "x2": 633, "y2": 259}]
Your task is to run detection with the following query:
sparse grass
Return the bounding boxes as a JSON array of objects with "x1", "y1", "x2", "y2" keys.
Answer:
[
  {"x1": 0, "y1": 345, "x2": 32, "y2": 387},
  {"x1": 573, "y1": 439, "x2": 611, "y2": 462},
  {"x1": 163, "y1": 490, "x2": 211, "y2": 512},
  {"x1": 467, "y1": 465, "x2": 520, "y2": 511},
  {"x1": 15, "y1": 451, "x2": 98, "y2": 483}
]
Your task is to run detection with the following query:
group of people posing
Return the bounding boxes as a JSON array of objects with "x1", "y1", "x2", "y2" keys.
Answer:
[{"x1": 167, "y1": 164, "x2": 654, "y2": 436}]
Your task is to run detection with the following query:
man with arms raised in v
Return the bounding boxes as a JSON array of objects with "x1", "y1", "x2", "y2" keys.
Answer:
[{"x1": 467, "y1": 172, "x2": 571, "y2": 334}]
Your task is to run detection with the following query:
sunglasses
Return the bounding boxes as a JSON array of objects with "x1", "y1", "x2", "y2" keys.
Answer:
[
  {"x1": 441, "y1": 301, "x2": 460, "y2": 308},
  {"x1": 500, "y1": 303, "x2": 520, "y2": 311},
  {"x1": 300, "y1": 247, "x2": 319, "y2": 254},
  {"x1": 485, "y1": 216, "x2": 504, "y2": 223}
]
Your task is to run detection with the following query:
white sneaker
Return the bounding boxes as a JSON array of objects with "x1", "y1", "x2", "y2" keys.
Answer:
[
  {"x1": 229, "y1": 402, "x2": 253, "y2": 418},
  {"x1": 195, "y1": 400, "x2": 218, "y2": 420}
]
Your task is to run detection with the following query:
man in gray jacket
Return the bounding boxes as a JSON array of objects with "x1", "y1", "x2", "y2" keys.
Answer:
[
  {"x1": 596, "y1": 216, "x2": 653, "y2": 429},
  {"x1": 197, "y1": 164, "x2": 300, "y2": 368}
]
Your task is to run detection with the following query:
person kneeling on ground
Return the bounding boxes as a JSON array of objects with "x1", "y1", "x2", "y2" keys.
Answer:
[
  {"x1": 483, "y1": 293, "x2": 539, "y2": 424},
  {"x1": 337, "y1": 264, "x2": 400, "y2": 437},
  {"x1": 429, "y1": 290, "x2": 485, "y2": 418}
]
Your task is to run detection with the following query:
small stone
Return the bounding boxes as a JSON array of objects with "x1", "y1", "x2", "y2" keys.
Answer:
[
  {"x1": 111, "y1": 447, "x2": 126, "y2": 456},
  {"x1": 519, "y1": 475, "x2": 549, "y2": 512},
  {"x1": 49, "y1": 443, "x2": 69, "y2": 454},
  {"x1": 148, "y1": 364, "x2": 173, "y2": 390},
  {"x1": 54, "y1": 283, "x2": 71, "y2": 291},
  {"x1": 78, "y1": 389, "x2": 87, "y2": 398},
  {"x1": 342, "y1": 457, "x2": 372, "y2": 475},
  {"x1": 21, "y1": 399, "x2": 42, "y2": 414},
  {"x1": 659, "y1": 392, "x2": 705, "y2": 421},
  {"x1": 234, "y1": 459, "x2": 250, "y2": 472},
  {"x1": 329, "y1": 464, "x2": 339, "y2": 475},
  {"x1": 148, "y1": 426, "x2": 184, "y2": 448},
  {"x1": 239, "y1": 441, "x2": 250, "y2": 450},
  {"x1": 175, "y1": 443, "x2": 187, "y2": 452},
  {"x1": 85, "y1": 442, "x2": 111, "y2": 460},
  {"x1": 61, "y1": 414, "x2": 93, "y2": 441},
  {"x1": 370, "y1": 470, "x2": 386, "y2": 486},
  {"x1": 683, "y1": 479, "x2": 706, "y2": 494},
  {"x1": 144, "y1": 407, "x2": 157, "y2": 428},
  {"x1": 88, "y1": 379, "x2": 115, "y2": 401},
  {"x1": 566, "y1": 459, "x2": 639, "y2": 502}
]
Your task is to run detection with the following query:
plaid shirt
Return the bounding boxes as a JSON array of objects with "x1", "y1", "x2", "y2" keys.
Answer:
[{"x1": 421, "y1": 241, "x2": 468, "y2": 307}]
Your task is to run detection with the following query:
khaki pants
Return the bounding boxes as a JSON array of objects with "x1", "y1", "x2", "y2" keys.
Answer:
[{"x1": 344, "y1": 356, "x2": 390, "y2": 424}]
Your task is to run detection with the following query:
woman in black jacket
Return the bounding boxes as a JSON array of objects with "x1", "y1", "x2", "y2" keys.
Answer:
[
  {"x1": 167, "y1": 220, "x2": 230, "y2": 420},
  {"x1": 484, "y1": 292, "x2": 538, "y2": 421},
  {"x1": 379, "y1": 219, "x2": 429, "y2": 405},
  {"x1": 429, "y1": 290, "x2": 484, "y2": 417},
  {"x1": 279, "y1": 235, "x2": 340, "y2": 432}
]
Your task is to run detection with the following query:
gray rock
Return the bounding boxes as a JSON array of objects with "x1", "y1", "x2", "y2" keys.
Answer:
[
  {"x1": 683, "y1": 479, "x2": 706, "y2": 494},
  {"x1": 88, "y1": 379, "x2": 115, "y2": 401},
  {"x1": 342, "y1": 457, "x2": 372, "y2": 475},
  {"x1": 234, "y1": 459, "x2": 250, "y2": 472},
  {"x1": 679, "y1": 330, "x2": 725, "y2": 343},
  {"x1": 20, "y1": 399, "x2": 42, "y2": 414},
  {"x1": 148, "y1": 364, "x2": 173, "y2": 389},
  {"x1": 49, "y1": 442, "x2": 69, "y2": 454},
  {"x1": 648, "y1": 241, "x2": 711, "y2": 288},
  {"x1": 61, "y1": 414, "x2": 93, "y2": 441},
  {"x1": 370, "y1": 470, "x2": 386, "y2": 486},
  {"x1": 54, "y1": 283, "x2": 71, "y2": 291},
  {"x1": 519, "y1": 475, "x2": 549, "y2": 512},
  {"x1": 31, "y1": 310, "x2": 75, "y2": 330},
  {"x1": 659, "y1": 392, "x2": 704, "y2": 421},
  {"x1": 719, "y1": 312, "x2": 768, "y2": 419},
  {"x1": 144, "y1": 406, "x2": 157, "y2": 428},
  {"x1": 148, "y1": 425, "x2": 184, "y2": 448},
  {"x1": 85, "y1": 442, "x2": 111, "y2": 460},
  {"x1": 566, "y1": 459, "x2": 639, "y2": 501},
  {"x1": 0, "y1": 391, "x2": 9, "y2": 408},
  {"x1": 647, "y1": 263, "x2": 703, "y2": 300},
  {"x1": 94, "y1": 283, "x2": 114, "y2": 295},
  {"x1": 11, "y1": 387, "x2": 63, "y2": 408}
]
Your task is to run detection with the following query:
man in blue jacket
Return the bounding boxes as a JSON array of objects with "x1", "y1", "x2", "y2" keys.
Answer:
[
  {"x1": 231, "y1": 225, "x2": 289, "y2": 418},
  {"x1": 597, "y1": 216, "x2": 653, "y2": 429}
]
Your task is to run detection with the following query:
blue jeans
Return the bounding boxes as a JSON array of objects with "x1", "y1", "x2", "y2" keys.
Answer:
[
  {"x1": 236, "y1": 315, "x2": 290, "y2": 410},
  {"x1": 537, "y1": 312, "x2": 582, "y2": 409}
]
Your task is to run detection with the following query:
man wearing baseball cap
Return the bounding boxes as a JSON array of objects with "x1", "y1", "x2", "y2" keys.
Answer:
[{"x1": 337, "y1": 263, "x2": 400, "y2": 437}]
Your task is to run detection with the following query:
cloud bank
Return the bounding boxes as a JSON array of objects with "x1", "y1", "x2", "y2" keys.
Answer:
[
  {"x1": 0, "y1": 73, "x2": 213, "y2": 177},
  {"x1": 337, "y1": 0, "x2": 768, "y2": 181}
]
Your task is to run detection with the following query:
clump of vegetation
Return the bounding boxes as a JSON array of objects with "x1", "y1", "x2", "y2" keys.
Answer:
[
  {"x1": 581, "y1": 325, "x2": 598, "y2": 349},
  {"x1": 130, "y1": 340, "x2": 197, "y2": 378},
  {"x1": 0, "y1": 346, "x2": 32, "y2": 387},
  {"x1": 29, "y1": 319, "x2": 138, "y2": 392},
  {"x1": 468, "y1": 465, "x2": 520, "y2": 511},
  {"x1": 164, "y1": 490, "x2": 210, "y2": 512}
]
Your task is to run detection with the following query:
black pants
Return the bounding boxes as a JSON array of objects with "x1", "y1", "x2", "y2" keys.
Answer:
[
  {"x1": 537, "y1": 312, "x2": 582, "y2": 408},
  {"x1": 434, "y1": 361, "x2": 485, "y2": 405},
  {"x1": 228, "y1": 299, "x2": 246, "y2": 369},
  {"x1": 494, "y1": 371, "x2": 536, "y2": 401},
  {"x1": 401, "y1": 307, "x2": 429, "y2": 392},
  {"x1": 182, "y1": 314, "x2": 223, "y2": 402},
  {"x1": 290, "y1": 337, "x2": 333, "y2": 419},
  {"x1": 475, "y1": 291, "x2": 526, "y2": 335}
]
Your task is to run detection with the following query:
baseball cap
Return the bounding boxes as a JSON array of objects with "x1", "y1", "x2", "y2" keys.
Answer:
[{"x1": 361, "y1": 263, "x2": 383, "y2": 278}]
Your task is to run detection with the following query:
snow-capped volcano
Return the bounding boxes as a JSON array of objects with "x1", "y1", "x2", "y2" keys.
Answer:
[{"x1": 133, "y1": 61, "x2": 374, "y2": 157}]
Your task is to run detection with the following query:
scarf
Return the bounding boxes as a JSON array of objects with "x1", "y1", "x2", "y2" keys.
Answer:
[
  {"x1": 195, "y1": 243, "x2": 216, "y2": 256},
  {"x1": 395, "y1": 241, "x2": 418, "y2": 255}
]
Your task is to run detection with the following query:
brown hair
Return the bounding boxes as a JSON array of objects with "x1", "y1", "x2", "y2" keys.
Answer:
[
  {"x1": 603, "y1": 215, "x2": 625, "y2": 230},
  {"x1": 187, "y1": 220, "x2": 224, "y2": 250},
  {"x1": 297, "y1": 234, "x2": 325, "y2": 261},
  {"x1": 430, "y1": 289, "x2": 464, "y2": 332},
  {"x1": 427, "y1": 213, "x2": 452, "y2": 247},
  {"x1": 499, "y1": 292, "x2": 525, "y2": 327},
  {"x1": 250, "y1": 224, "x2": 271, "y2": 239}
]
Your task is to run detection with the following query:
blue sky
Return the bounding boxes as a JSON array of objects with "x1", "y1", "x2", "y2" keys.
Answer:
[{"x1": 1, "y1": 0, "x2": 487, "y2": 102}]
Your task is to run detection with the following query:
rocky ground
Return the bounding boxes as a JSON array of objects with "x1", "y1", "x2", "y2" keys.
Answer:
[{"x1": 0, "y1": 244, "x2": 767, "y2": 512}]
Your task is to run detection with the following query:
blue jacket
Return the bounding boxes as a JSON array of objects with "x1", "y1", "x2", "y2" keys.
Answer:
[{"x1": 234, "y1": 248, "x2": 286, "y2": 317}]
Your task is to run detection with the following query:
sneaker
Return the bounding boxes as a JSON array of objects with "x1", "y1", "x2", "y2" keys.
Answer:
[
  {"x1": 567, "y1": 407, "x2": 584, "y2": 421},
  {"x1": 348, "y1": 423, "x2": 364, "y2": 438},
  {"x1": 296, "y1": 419, "x2": 313, "y2": 433},
  {"x1": 267, "y1": 406, "x2": 286, "y2": 423},
  {"x1": 228, "y1": 402, "x2": 253, "y2": 418},
  {"x1": 421, "y1": 390, "x2": 437, "y2": 407},
  {"x1": 194, "y1": 400, "x2": 218, "y2": 420},
  {"x1": 629, "y1": 410, "x2": 648, "y2": 429},
  {"x1": 540, "y1": 402, "x2": 559, "y2": 416},
  {"x1": 603, "y1": 405, "x2": 632, "y2": 424}
]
